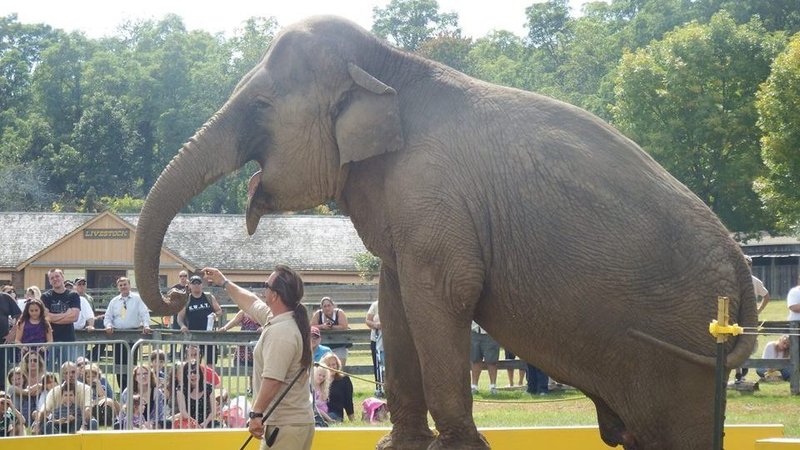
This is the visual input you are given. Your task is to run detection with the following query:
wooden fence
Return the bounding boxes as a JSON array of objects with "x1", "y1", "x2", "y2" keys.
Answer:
[
  {"x1": 741, "y1": 321, "x2": 799, "y2": 394},
  {"x1": 75, "y1": 321, "x2": 800, "y2": 391}
]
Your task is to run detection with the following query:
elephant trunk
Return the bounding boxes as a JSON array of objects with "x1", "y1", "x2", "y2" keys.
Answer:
[{"x1": 135, "y1": 114, "x2": 241, "y2": 315}]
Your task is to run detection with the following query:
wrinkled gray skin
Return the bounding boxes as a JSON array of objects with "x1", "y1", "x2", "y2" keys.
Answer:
[{"x1": 135, "y1": 16, "x2": 756, "y2": 450}]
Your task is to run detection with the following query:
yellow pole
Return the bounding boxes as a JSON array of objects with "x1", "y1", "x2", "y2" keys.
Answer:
[{"x1": 712, "y1": 296, "x2": 730, "y2": 450}]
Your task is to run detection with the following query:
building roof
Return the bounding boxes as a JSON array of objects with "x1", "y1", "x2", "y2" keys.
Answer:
[
  {"x1": 738, "y1": 232, "x2": 800, "y2": 247},
  {"x1": 0, "y1": 213, "x2": 96, "y2": 268},
  {"x1": 0, "y1": 212, "x2": 368, "y2": 272},
  {"x1": 122, "y1": 214, "x2": 368, "y2": 271}
]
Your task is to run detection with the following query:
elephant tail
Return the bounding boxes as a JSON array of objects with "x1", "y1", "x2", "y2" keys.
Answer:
[
  {"x1": 627, "y1": 328, "x2": 756, "y2": 370},
  {"x1": 629, "y1": 254, "x2": 759, "y2": 369},
  {"x1": 725, "y1": 262, "x2": 760, "y2": 368}
]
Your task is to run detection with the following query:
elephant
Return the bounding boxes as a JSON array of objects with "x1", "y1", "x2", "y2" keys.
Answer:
[{"x1": 134, "y1": 16, "x2": 756, "y2": 450}]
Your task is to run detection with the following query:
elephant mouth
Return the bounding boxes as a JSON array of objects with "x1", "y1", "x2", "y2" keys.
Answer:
[{"x1": 246, "y1": 169, "x2": 271, "y2": 235}]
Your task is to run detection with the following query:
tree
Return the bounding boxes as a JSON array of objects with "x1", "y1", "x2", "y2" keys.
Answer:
[
  {"x1": 227, "y1": 16, "x2": 279, "y2": 76},
  {"x1": 0, "y1": 15, "x2": 57, "y2": 121},
  {"x1": 354, "y1": 252, "x2": 381, "y2": 282},
  {"x1": 715, "y1": 0, "x2": 800, "y2": 34},
  {"x1": 555, "y1": 12, "x2": 625, "y2": 119},
  {"x1": 615, "y1": 0, "x2": 697, "y2": 49},
  {"x1": 372, "y1": 0, "x2": 460, "y2": 51},
  {"x1": 612, "y1": 12, "x2": 785, "y2": 232},
  {"x1": 525, "y1": 0, "x2": 572, "y2": 68},
  {"x1": 0, "y1": 163, "x2": 55, "y2": 211},
  {"x1": 99, "y1": 194, "x2": 145, "y2": 213},
  {"x1": 467, "y1": 31, "x2": 528, "y2": 89},
  {"x1": 417, "y1": 34, "x2": 473, "y2": 73},
  {"x1": 70, "y1": 93, "x2": 143, "y2": 198},
  {"x1": 755, "y1": 34, "x2": 800, "y2": 232},
  {"x1": 30, "y1": 31, "x2": 91, "y2": 141},
  {"x1": 79, "y1": 186, "x2": 100, "y2": 213},
  {"x1": 110, "y1": 15, "x2": 245, "y2": 211}
]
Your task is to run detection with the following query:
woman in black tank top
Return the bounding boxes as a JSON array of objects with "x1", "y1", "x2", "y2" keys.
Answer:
[{"x1": 311, "y1": 297, "x2": 351, "y2": 366}]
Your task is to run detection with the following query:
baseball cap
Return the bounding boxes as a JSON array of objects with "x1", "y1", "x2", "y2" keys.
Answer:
[
  {"x1": 189, "y1": 275, "x2": 203, "y2": 284},
  {"x1": 311, "y1": 326, "x2": 321, "y2": 337},
  {"x1": 64, "y1": 280, "x2": 74, "y2": 288}
]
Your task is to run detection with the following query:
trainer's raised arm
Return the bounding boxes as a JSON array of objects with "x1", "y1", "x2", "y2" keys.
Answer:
[{"x1": 201, "y1": 267, "x2": 260, "y2": 312}]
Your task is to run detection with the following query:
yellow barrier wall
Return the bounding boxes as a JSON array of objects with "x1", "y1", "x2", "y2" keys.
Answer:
[
  {"x1": 756, "y1": 439, "x2": 800, "y2": 449},
  {"x1": 0, "y1": 425, "x2": 785, "y2": 450}
]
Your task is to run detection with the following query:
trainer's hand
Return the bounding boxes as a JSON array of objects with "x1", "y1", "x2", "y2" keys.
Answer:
[
  {"x1": 201, "y1": 267, "x2": 225, "y2": 287},
  {"x1": 248, "y1": 418, "x2": 264, "y2": 440}
]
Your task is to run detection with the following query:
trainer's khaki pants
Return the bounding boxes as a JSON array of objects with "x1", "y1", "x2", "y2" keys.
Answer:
[{"x1": 261, "y1": 424, "x2": 314, "y2": 450}]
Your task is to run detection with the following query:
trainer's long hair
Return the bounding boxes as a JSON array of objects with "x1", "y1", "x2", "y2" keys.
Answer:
[{"x1": 271, "y1": 265, "x2": 312, "y2": 369}]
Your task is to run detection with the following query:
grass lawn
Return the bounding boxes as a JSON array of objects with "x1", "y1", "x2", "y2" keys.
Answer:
[{"x1": 337, "y1": 300, "x2": 798, "y2": 437}]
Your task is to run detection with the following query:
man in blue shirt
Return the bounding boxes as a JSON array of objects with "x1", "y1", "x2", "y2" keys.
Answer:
[{"x1": 311, "y1": 326, "x2": 331, "y2": 362}]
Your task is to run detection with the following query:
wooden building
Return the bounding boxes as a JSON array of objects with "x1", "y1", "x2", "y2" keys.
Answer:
[
  {"x1": 740, "y1": 234, "x2": 800, "y2": 299},
  {"x1": 0, "y1": 211, "x2": 369, "y2": 294}
]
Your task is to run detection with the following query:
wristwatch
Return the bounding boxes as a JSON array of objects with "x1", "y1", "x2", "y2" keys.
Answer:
[{"x1": 248, "y1": 411, "x2": 263, "y2": 419}]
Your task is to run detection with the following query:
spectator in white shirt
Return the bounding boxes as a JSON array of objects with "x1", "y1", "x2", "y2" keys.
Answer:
[
  {"x1": 756, "y1": 335, "x2": 791, "y2": 381},
  {"x1": 735, "y1": 256, "x2": 772, "y2": 383},
  {"x1": 73, "y1": 278, "x2": 95, "y2": 331},
  {"x1": 104, "y1": 278, "x2": 151, "y2": 333},
  {"x1": 788, "y1": 276, "x2": 800, "y2": 322},
  {"x1": 745, "y1": 256, "x2": 770, "y2": 314},
  {"x1": 103, "y1": 277, "x2": 152, "y2": 390}
]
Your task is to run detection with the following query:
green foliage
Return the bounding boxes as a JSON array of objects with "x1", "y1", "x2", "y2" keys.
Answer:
[
  {"x1": 554, "y1": 13, "x2": 623, "y2": 119},
  {"x1": 295, "y1": 202, "x2": 341, "y2": 216},
  {"x1": 467, "y1": 31, "x2": 528, "y2": 88},
  {"x1": 0, "y1": 13, "x2": 281, "y2": 214},
  {"x1": 417, "y1": 34, "x2": 473, "y2": 73},
  {"x1": 372, "y1": 0, "x2": 460, "y2": 50},
  {"x1": 525, "y1": 0, "x2": 572, "y2": 67},
  {"x1": 755, "y1": 34, "x2": 800, "y2": 232},
  {"x1": 354, "y1": 252, "x2": 381, "y2": 282},
  {"x1": 0, "y1": 163, "x2": 55, "y2": 211},
  {"x1": 75, "y1": 189, "x2": 144, "y2": 213},
  {"x1": 0, "y1": 15, "x2": 58, "y2": 121},
  {"x1": 716, "y1": 0, "x2": 800, "y2": 34},
  {"x1": 70, "y1": 93, "x2": 144, "y2": 198},
  {"x1": 226, "y1": 16, "x2": 279, "y2": 75},
  {"x1": 99, "y1": 194, "x2": 145, "y2": 213},
  {"x1": 4, "y1": 3, "x2": 800, "y2": 234},
  {"x1": 612, "y1": 12, "x2": 786, "y2": 232},
  {"x1": 31, "y1": 32, "x2": 91, "y2": 140}
]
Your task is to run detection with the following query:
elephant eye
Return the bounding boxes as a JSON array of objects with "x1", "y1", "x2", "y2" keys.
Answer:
[{"x1": 253, "y1": 97, "x2": 272, "y2": 111}]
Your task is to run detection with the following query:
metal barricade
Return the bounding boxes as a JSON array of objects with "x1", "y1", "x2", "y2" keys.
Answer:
[
  {"x1": 0, "y1": 340, "x2": 131, "y2": 436},
  {"x1": 126, "y1": 338, "x2": 256, "y2": 430}
]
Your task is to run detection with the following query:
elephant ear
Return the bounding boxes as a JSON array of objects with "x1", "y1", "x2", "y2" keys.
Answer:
[{"x1": 335, "y1": 63, "x2": 403, "y2": 166}]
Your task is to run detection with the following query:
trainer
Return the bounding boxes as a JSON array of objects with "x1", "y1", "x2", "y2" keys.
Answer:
[{"x1": 202, "y1": 265, "x2": 313, "y2": 449}]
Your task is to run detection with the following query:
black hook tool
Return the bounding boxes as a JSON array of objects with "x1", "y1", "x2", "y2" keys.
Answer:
[{"x1": 240, "y1": 367, "x2": 307, "y2": 450}]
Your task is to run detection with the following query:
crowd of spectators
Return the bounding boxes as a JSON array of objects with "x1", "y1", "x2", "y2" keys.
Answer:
[
  {"x1": 7, "y1": 262, "x2": 795, "y2": 438},
  {"x1": 0, "y1": 269, "x2": 391, "y2": 436}
]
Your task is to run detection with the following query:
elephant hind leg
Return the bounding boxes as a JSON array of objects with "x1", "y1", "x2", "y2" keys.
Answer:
[{"x1": 588, "y1": 393, "x2": 641, "y2": 450}]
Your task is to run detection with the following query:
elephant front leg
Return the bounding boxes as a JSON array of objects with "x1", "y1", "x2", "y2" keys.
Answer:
[
  {"x1": 377, "y1": 266, "x2": 435, "y2": 450},
  {"x1": 399, "y1": 270, "x2": 489, "y2": 450}
]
